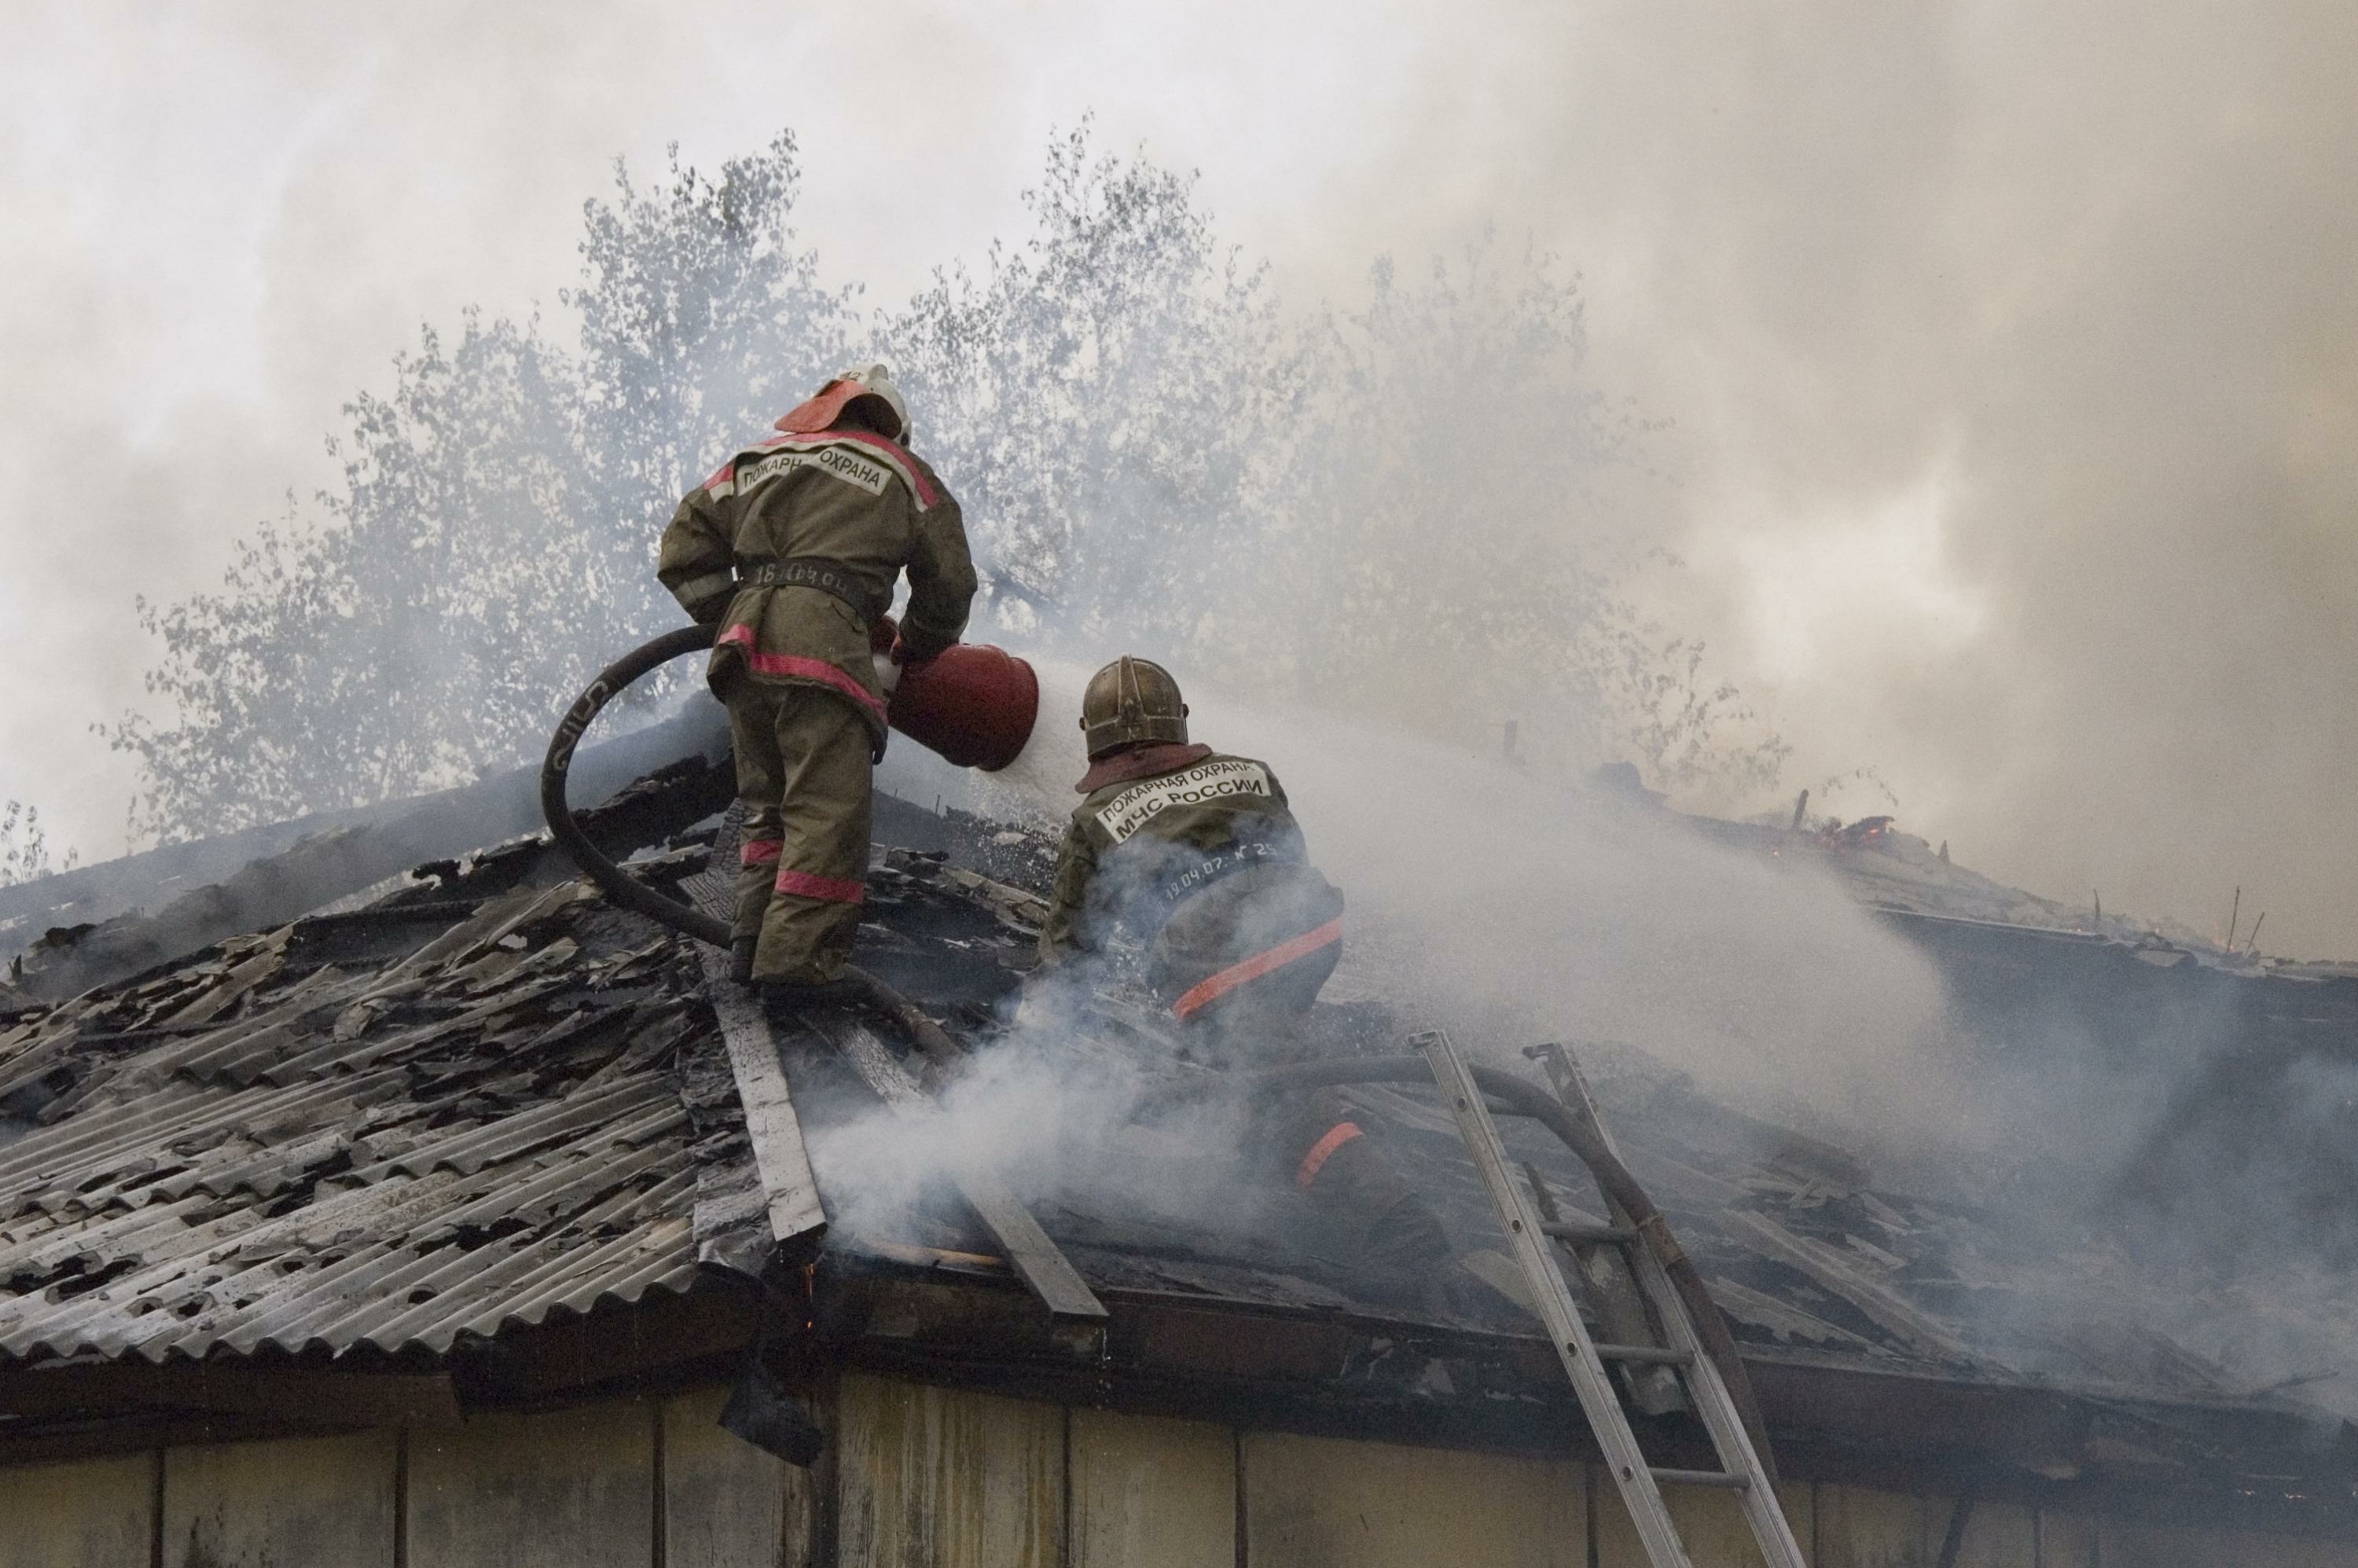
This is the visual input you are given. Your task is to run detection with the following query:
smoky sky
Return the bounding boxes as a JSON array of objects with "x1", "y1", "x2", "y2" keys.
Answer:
[{"x1": 3, "y1": 2, "x2": 2355, "y2": 954}]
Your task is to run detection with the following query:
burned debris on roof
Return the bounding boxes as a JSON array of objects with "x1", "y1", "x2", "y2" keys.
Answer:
[
  {"x1": 0, "y1": 879, "x2": 713, "y2": 1368},
  {"x1": 1, "y1": 755, "x2": 2352, "y2": 1522}
]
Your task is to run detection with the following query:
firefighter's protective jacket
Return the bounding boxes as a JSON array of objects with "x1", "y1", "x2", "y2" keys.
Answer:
[
  {"x1": 1038, "y1": 744, "x2": 1317, "y2": 963},
  {"x1": 657, "y1": 427, "x2": 978, "y2": 747}
]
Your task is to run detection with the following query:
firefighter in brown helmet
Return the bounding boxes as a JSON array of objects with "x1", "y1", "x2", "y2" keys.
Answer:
[
  {"x1": 659, "y1": 365, "x2": 978, "y2": 996},
  {"x1": 1038, "y1": 656, "x2": 1450, "y2": 1302}
]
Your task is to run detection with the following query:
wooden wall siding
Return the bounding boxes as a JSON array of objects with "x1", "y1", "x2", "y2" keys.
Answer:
[
  {"x1": 406, "y1": 1400, "x2": 655, "y2": 1568},
  {"x1": 6, "y1": 1378, "x2": 2358, "y2": 1568},
  {"x1": 2097, "y1": 1521, "x2": 2358, "y2": 1567},
  {"x1": 1935, "y1": 1498, "x2": 2036, "y2": 1568},
  {"x1": 1816, "y1": 1485, "x2": 1935, "y2": 1567},
  {"x1": 1067, "y1": 1408, "x2": 1236, "y2": 1568},
  {"x1": 162, "y1": 1429, "x2": 397, "y2": 1568},
  {"x1": 663, "y1": 1385, "x2": 817, "y2": 1568},
  {"x1": 1240, "y1": 1430, "x2": 1586, "y2": 1568},
  {"x1": 834, "y1": 1373, "x2": 1064, "y2": 1568},
  {"x1": 0, "y1": 1450, "x2": 152, "y2": 1568},
  {"x1": 1593, "y1": 1479, "x2": 1814, "y2": 1568},
  {"x1": 2032, "y1": 1511, "x2": 2097, "y2": 1568}
]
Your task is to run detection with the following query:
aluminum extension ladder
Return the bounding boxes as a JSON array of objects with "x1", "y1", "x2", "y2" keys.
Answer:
[{"x1": 1414, "y1": 1029, "x2": 1807, "y2": 1568}]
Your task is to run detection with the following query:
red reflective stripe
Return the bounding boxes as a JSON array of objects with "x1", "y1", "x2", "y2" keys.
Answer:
[
  {"x1": 827, "y1": 430, "x2": 941, "y2": 506},
  {"x1": 740, "y1": 839, "x2": 782, "y2": 866},
  {"x1": 703, "y1": 461, "x2": 735, "y2": 491},
  {"x1": 1170, "y1": 917, "x2": 1344, "y2": 1021},
  {"x1": 1295, "y1": 1122, "x2": 1364, "y2": 1189},
  {"x1": 773, "y1": 868, "x2": 865, "y2": 904},
  {"x1": 714, "y1": 625, "x2": 887, "y2": 719}
]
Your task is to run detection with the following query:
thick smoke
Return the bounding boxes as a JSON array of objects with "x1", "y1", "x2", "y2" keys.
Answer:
[
  {"x1": 13, "y1": 2, "x2": 2358, "y2": 951},
  {"x1": 9, "y1": 0, "x2": 2356, "y2": 1412}
]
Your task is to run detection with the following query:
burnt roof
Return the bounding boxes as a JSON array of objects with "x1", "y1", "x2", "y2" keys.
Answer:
[{"x1": 2, "y1": 758, "x2": 2352, "y2": 1515}]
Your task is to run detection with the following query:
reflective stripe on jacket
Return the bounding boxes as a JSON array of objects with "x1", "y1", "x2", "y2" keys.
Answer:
[
  {"x1": 1038, "y1": 747, "x2": 1313, "y2": 963},
  {"x1": 657, "y1": 426, "x2": 977, "y2": 747}
]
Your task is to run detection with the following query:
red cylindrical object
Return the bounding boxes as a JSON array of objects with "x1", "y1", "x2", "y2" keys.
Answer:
[{"x1": 888, "y1": 642, "x2": 1040, "y2": 771}]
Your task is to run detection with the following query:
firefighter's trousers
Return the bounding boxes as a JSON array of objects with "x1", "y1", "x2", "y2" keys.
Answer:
[
  {"x1": 1254, "y1": 1083, "x2": 1452, "y2": 1302},
  {"x1": 726, "y1": 679, "x2": 873, "y2": 985},
  {"x1": 1151, "y1": 875, "x2": 1450, "y2": 1302}
]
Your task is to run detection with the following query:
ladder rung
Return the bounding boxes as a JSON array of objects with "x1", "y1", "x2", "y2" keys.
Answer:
[
  {"x1": 1544, "y1": 1221, "x2": 1638, "y2": 1245},
  {"x1": 1594, "y1": 1344, "x2": 1694, "y2": 1366},
  {"x1": 1650, "y1": 1467, "x2": 1752, "y2": 1490}
]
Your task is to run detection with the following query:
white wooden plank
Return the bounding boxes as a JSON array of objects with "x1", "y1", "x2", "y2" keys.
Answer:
[
  {"x1": 663, "y1": 1383, "x2": 817, "y2": 1568},
  {"x1": 689, "y1": 810, "x2": 826, "y2": 1254},
  {"x1": 406, "y1": 1397, "x2": 654, "y2": 1568},
  {"x1": 813, "y1": 1018, "x2": 1104, "y2": 1320},
  {"x1": 1241, "y1": 1429, "x2": 1584, "y2": 1568},
  {"x1": 835, "y1": 1373, "x2": 1064, "y2": 1568},
  {"x1": 1069, "y1": 1408, "x2": 1235, "y2": 1568},
  {"x1": 701, "y1": 951, "x2": 828, "y2": 1245},
  {"x1": 161, "y1": 1429, "x2": 395, "y2": 1567},
  {"x1": 0, "y1": 1451, "x2": 152, "y2": 1568}
]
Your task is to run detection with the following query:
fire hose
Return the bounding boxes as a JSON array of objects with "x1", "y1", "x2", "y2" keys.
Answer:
[
  {"x1": 1138, "y1": 1056, "x2": 1780, "y2": 1477},
  {"x1": 538, "y1": 623, "x2": 968, "y2": 1063},
  {"x1": 544, "y1": 630, "x2": 1774, "y2": 1469}
]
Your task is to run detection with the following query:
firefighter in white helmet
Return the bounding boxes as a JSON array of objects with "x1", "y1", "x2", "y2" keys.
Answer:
[
  {"x1": 1038, "y1": 656, "x2": 1450, "y2": 1303},
  {"x1": 659, "y1": 365, "x2": 977, "y2": 995}
]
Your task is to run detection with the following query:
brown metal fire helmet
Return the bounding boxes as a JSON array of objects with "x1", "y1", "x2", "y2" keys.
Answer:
[{"x1": 1079, "y1": 656, "x2": 1189, "y2": 759}]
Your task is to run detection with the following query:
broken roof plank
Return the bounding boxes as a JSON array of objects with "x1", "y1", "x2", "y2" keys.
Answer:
[
  {"x1": 683, "y1": 809, "x2": 825, "y2": 1264},
  {"x1": 811, "y1": 1015, "x2": 1107, "y2": 1323},
  {"x1": 1721, "y1": 1210, "x2": 1974, "y2": 1364},
  {"x1": 700, "y1": 950, "x2": 828, "y2": 1255}
]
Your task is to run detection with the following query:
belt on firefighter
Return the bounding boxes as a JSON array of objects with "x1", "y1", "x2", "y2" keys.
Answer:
[
  {"x1": 734, "y1": 557, "x2": 887, "y2": 624},
  {"x1": 1169, "y1": 916, "x2": 1344, "y2": 1021}
]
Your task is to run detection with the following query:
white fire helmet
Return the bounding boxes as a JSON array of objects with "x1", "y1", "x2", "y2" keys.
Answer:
[{"x1": 836, "y1": 364, "x2": 910, "y2": 442}]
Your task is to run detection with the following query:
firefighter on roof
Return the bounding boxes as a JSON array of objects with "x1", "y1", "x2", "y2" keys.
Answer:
[
  {"x1": 659, "y1": 365, "x2": 977, "y2": 994},
  {"x1": 1038, "y1": 656, "x2": 1449, "y2": 1302}
]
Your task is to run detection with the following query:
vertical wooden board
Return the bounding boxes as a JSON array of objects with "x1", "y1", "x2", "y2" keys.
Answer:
[
  {"x1": 1926, "y1": 1498, "x2": 2034, "y2": 1568},
  {"x1": 663, "y1": 1385, "x2": 817, "y2": 1568},
  {"x1": 2030, "y1": 1511, "x2": 2096, "y2": 1568},
  {"x1": 1592, "y1": 1477, "x2": 1808, "y2": 1567},
  {"x1": 408, "y1": 1398, "x2": 654, "y2": 1568},
  {"x1": 1240, "y1": 1429, "x2": 1583, "y2": 1568},
  {"x1": 1069, "y1": 1408, "x2": 1235, "y2": 1568},
  {"x1": 835, "y1": 1374, "x2": 1064, "y2": 1568},
  {"x1": 1813, "y1": 1485, "x2": 1929, "y2": 1568},
  {"x1": 162, "y1": 1429, "x2": 396, "y2": 1567},
  {"x1": 1780, "y1": 1482, "x2": 1817, "y2": 1566},
  {"x1": 0, "y1": 1451, "x2": 152, "y2": 1568}
]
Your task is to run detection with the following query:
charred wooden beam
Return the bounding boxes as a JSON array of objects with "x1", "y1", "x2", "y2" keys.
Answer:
[
  {"x1": 807, "y1": 1016, "x2": 1107, "y2": 1324},
  {"x1": 0, "y1": 1362, "x2": 461, "y2": 1429}
]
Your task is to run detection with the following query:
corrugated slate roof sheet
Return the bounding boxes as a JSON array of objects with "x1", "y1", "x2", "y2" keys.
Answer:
[
  {"x1": 2, "y1": 773, "x2": 2340, "y2": 1427},
  {"x1": 0, "y1": 877, "x2": 713, "y2": 1364}
]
